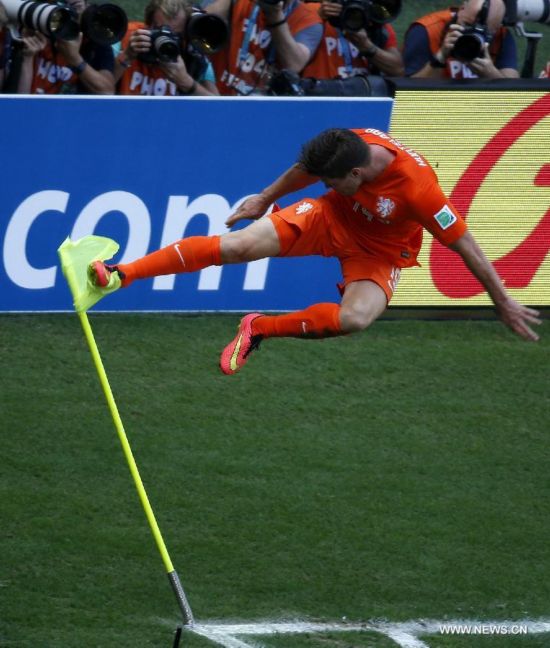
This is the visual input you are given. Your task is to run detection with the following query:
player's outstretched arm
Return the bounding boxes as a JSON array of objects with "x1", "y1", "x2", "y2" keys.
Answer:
[
  {"x1": 449, "y1": 231, "x2": 542, "y2": 341},
  {"x1": 225, "y1": 163, "x2": 318, "y2": 227}
]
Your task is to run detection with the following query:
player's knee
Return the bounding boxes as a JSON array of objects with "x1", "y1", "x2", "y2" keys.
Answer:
[
  {"x1": 220, "y1": 233, "x2": 258, "y2": 263},
  {"x1": 339, "y1": 304, "x2": 377, "y2": 333}
]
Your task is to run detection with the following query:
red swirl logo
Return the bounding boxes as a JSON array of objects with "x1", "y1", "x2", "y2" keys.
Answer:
[{"x1": 430, "y1": 94, "x2": 550, "y2": 298}]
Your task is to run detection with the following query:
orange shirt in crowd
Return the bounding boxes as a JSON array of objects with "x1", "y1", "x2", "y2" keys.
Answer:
[
  {"x1": 408, "y1": 8, "x2": 506, "y2": 79},
  {"x1": 118, "y1": 22, "x2": 179, "y2": 95},
  {"x1": 209, "y1": 0, "x2": 321, "y2": 95},
  {"x1": 302, "y1": 14, "x2": 397, "y2": 79}
]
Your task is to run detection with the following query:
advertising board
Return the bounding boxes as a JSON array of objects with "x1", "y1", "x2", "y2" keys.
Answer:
[
  {"x1": 0, "y1": 96, "x2": 392, "y2": 311},
  {"x1": 390, "y1": 91, "x2": 550, "y2": 306}
]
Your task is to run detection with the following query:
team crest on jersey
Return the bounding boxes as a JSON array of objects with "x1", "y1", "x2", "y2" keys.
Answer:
[
  {"x1": 434, "y1": 204, "x2": 457, "y2": 230},
  {"x1": 296, "y1": 201, "x2": 313, "y2": 215},
  {"x1": 376, "y1": 196, "x2": 396, "y2": 220}
]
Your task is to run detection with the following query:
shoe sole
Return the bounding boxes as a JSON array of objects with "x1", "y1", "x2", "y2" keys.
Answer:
[
  {"x1": 220, "y1": 313, "x2": 261, "y2": 375},
  {"x1": 90, "y1": 260, "x2": 110, "y2": 288}
]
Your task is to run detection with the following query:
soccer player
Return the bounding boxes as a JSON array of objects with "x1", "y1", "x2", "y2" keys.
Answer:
[{"x1": 90, "y1": 128, "x2": 541, "y2": 374}]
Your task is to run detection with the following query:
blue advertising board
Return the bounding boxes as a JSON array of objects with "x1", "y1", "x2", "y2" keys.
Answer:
[{"x1": 0, "y1": 96, "x2": 392, "y2": 311}]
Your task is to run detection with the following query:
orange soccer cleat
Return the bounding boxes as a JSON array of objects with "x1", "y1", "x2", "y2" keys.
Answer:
[
  {"x1": 220, "y1": 313, "x2": 263, "y2": 375},
  {"x1": 88, "y1": 260, "x2": 124, "y2": 290}
]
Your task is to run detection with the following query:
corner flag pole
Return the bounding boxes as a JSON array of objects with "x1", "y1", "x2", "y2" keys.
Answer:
[{"x1": 58, "y1": 236, "x2": 194, "y2": 627}]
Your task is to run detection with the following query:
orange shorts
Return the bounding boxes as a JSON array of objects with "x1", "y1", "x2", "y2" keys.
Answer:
[{"x1": 269, "y1": 197, "x2": 401, "y2": 303}]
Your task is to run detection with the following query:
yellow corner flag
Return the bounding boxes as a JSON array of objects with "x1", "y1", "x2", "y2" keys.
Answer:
[
  {"x1": 57, "y1": 235, "x2": 120, "y2": 312},
  {"x1": 56, "y1": 234, "x2": 195, "y2": 627}
]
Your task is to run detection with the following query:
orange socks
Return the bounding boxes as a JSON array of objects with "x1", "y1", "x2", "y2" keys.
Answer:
[
  {"x1": 252, "y1": 303, "x2": 342, "y2": 339},
  {"x1": 117, "y1": 236, "x2": 221, "y2": 286}
]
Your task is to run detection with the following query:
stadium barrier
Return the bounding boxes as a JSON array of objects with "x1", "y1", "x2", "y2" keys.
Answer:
[{"x1": 0, "y1": 85, "x2": 548, "y2": 312}]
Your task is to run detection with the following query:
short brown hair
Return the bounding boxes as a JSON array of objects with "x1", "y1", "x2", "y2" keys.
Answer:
[
  {"x1": 144, "y1": 0, "x2": 193, "y2": 24},
  {"x1": 298, "y1": 129, "x2": 370, "y2": 178}
]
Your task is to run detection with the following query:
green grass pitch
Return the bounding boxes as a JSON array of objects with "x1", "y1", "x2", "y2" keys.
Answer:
[{"x1": 1, "y1": 314, "x2": 549, "y2": 647}]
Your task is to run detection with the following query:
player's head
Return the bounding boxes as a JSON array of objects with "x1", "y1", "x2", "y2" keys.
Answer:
[{"x1": 298, "y1": 129, "x2": 371, "y2": 195}]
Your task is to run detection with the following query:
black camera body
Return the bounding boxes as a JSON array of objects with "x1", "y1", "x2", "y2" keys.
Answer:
[
  {"x1": 451, "y1": 23, "x2": 491, "y2": 60},
  {"x1": 138, "y1": 25, "x2": 180, "y2": 64},
  {"x1": 327, "y1": 0, "x2": 401, "y2": 32},
  {"x1": 137, "y1": 10, "x2": 227, "y2": 64},
  {"x1": 450, "y1": 0, "x2": 492, "y2": 61}
]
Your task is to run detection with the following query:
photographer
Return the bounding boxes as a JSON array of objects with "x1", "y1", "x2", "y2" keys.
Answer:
[
  {"x1": 205, "y1": 0, "x2": 322, "y2": 95},
  {"x1": 116, "y1": 0, "x2": 218, "y2": 96},
  {"x1": 16, "y1": 0, "x2": 115, "y2": 93},
  {"x1": 0, "y1": 1, "x2": 10, "y2": 90},
  {"x1": 302, "y1": 0, "x2": 403, "y2": 80},
  {"x1": 404, "y1": 0, "x2": 519, "y2": 79}
]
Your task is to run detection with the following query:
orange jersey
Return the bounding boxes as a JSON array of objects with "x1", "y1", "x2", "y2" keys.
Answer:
[
  {"x1": 319, "y1": 128, "x2": 466, "y2": 267},
  {"x1": 210, "y1": 0, "x2": 321, "y2": 95},
  {"x1": 302, "y1": 15, "x2": 397, "y2": 79},
  {"x1": 277, "y1": 128, "x2": 466, "y2": 268}
]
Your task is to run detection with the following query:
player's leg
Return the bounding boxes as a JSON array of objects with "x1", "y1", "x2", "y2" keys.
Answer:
[
  {"x1": 220, "y1": 255, "x2": 399, "y2": 375},
  {"x1": 247, "y1": 278, "x2": 388, "y2": 341},
  {"x1": 90, "y1": 217, "x2": 281, "y2": 288},
  {"x1": 338, "y1": 279, "x2": 389, "y2": 332}
]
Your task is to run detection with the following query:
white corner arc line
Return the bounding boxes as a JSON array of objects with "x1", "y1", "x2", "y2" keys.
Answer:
[
  {"x1": 192, "y1": 627, "x2": 255, "y2": 648},
  {"x1": 189, "y1": 618, "x2": 550, "y2": 648}
]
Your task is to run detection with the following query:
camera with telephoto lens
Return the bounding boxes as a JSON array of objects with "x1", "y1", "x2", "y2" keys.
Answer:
[
  {"x1": 503, "y1": 0, "x2": 550, "y2": 24},
  {"x1": 3, "y1": 0, "x2": 79, "y2": 39},
  {"x1": 2, "y1": 0, "x2": 127, "y2": 44},
  {"x1": 327, "y1": 0, "x2": 401, "y2": 32},
  {"x1": 268, "y1": 68, "x2": 392, "y2": 96},
  {"x1": 186, "y1": 9, "x2": 228, "y2": 54},
  {"x1": 79, "y1": 2, "x2": 127, "y2": 45},
  {"x1": 451, "y1": 0, "x2": 492, "y2": 60},
  {"x1": 138, "y1": 24, "x2": 180, "y2": 63}
]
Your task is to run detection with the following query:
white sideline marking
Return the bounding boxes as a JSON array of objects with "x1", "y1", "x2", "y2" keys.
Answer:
[{"x1": 190, "y1": 618, "x2": 550, "y2": 648}]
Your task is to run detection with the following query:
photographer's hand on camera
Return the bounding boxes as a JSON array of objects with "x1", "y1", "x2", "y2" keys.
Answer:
[
  {"x1": 159, "y1": 57, "x2": 199, "y2": 94},
  {"x1": 20, "y1": 29, "x2": 47, "y2": 58},
  {"x1": 404, "y1": 1, "x2": 519, "y2": 80},
  {"x1": 56, "y1": 32, "x2": 115, "y2": 93},
  {"x1": 55, "y1": 31, "x2": 83, "y2": 66},
  {"x1": 16, "y1": 29, "x2": 47, "y2": 93},
  {"x1": 467, "y1": 41, "x2": 501, "y2": 77},
  {"x1": 345, "y1": 28, "x2": 404, "y2": 76},
  {"x1": 257, "y1": 0, "x2": 313, "y2": 72},
  {"x1": 440, "y1": 23, "x2": 463, "y2": 59},
  {"x1": 115, "y1": 28, "x2": 150, "y2": 78}
]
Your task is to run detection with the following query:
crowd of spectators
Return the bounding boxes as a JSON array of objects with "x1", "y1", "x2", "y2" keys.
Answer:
[{"x1": 0, "y1": 0, "x2": 548, "y2": 95}]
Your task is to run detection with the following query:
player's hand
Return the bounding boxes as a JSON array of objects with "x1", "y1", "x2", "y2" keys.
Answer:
[
  {"x1": 497, "y1": 298, "x2": 542, "y2": 341},
  {"x1": 226, "y1": 194, "x2": 272, "y2": 227}
]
